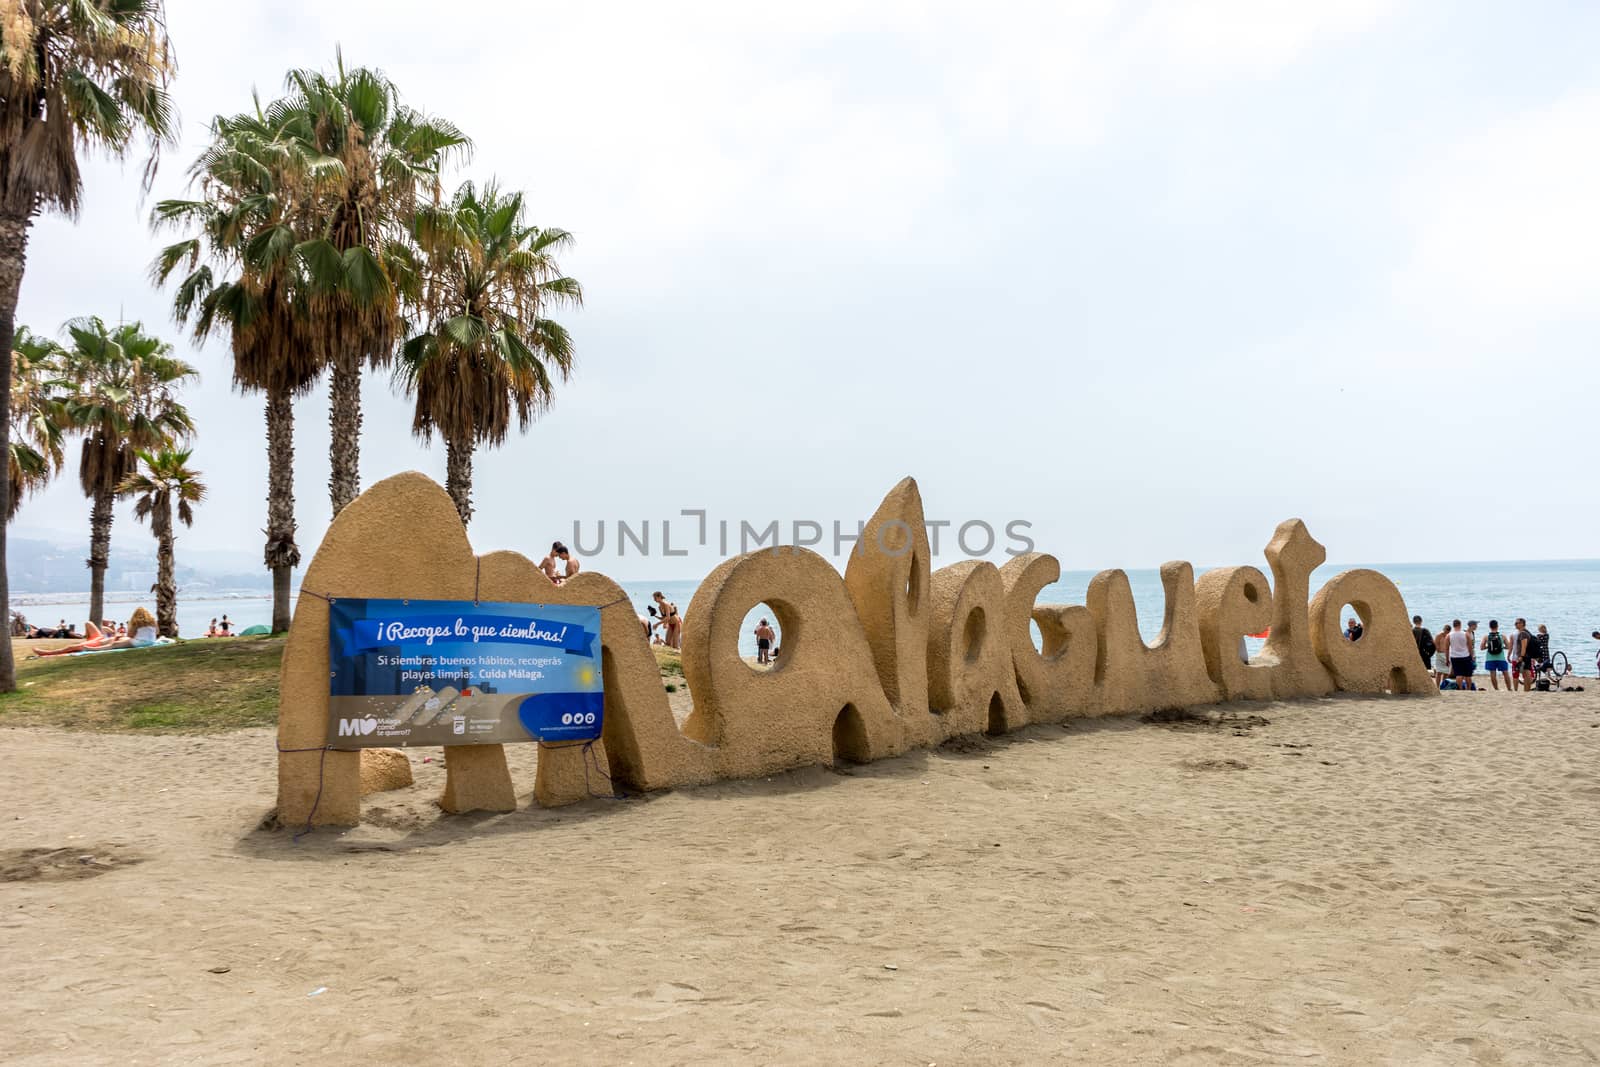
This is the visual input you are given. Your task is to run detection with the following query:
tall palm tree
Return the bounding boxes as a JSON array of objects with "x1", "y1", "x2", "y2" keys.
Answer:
[
  {"x1": 60, "y1": 316, "x2": 194, "y2": 625},
  {"x1": 8, "y1": 325, "x2": 69, "y2": 520},
  {"x1": 0, "y1": 0, "x2": 176, "y2": 691},
  {"x1": 152, "y1": 104, "x2": 322, "y2": 633},
  {"x1": 396, "y1": 181, "x2": 582, "y2": 526},
  {"x1": 119, "y1": 447, "x2": 203, "y2": 638},
  {"x1": 277, "y1": 56, "x2": 469, "y2": 515}
]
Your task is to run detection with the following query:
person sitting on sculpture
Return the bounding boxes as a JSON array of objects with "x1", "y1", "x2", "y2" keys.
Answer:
[
  {"x1": 539, "y1": 541, "x2": 580, "y2": 585},
  {"x1": 34, "y1": 608, "x2": 160, "y2": 657},
  {"x1": 540, "y1": 541, "x2": 568, "y2": 585}
]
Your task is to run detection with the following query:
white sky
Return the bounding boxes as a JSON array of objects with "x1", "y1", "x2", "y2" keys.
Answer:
[{"x1": 12, "y1": 0, "x2": 1599, "y2": 580}]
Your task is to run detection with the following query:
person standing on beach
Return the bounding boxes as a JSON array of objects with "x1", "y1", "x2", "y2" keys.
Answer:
[
  {"x1": 1433, "y1": 625, "x2": 1451, "y2": 686},
  {"x1": 754, "y1": 618, "x2": 776, "y2": 665},
  {"x1": 1467, "y1": 620, "x2": 1479, "y2": 678},
  {"x1": 653, "y1": 591, "x2": 682, "y2": 650},
  {"x1": 1412, "y1": 616, "x2": 1434, "y2": 671},
  {"x1": 1447, "y1": 620, "x2": 1473, "y2": 690},
  {"x1": 1512, "y1": 619, "x2": 1535, "y2": 690},
  {"x1": 1480, "y1": 620, "x2": 1512, "y2": 690}
]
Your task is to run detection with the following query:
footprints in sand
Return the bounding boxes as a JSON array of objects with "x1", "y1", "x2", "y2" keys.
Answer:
[
  {"x1": 1180, "y1": 758, "x2": 1250, "y2": 772},
  {"x1": 1146, "y1": 707, "x2": 1272, "y2": 734},
  {"x1": 0, "y1": 845, "x2": 143, "y2": 882}
]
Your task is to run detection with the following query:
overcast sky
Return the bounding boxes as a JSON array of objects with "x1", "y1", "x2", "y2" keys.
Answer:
[{"x1": 11, "y1": 0, "x2": 1598, "y2": 581}]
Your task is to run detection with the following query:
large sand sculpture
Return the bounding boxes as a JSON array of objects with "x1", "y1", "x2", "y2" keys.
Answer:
[{"x1": 275, "y1": 473, "x2": 1434, "y2": 828}]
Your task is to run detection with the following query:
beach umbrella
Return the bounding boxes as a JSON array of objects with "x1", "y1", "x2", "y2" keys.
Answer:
[{"x1": 238, "y1": 624, "x2": 271, "y2": 636}]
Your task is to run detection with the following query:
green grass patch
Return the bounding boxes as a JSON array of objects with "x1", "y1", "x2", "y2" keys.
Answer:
[
  {"x1": 653, "y1": 646, "x2": 684, "y2": 676},
  {"x1": 1, "y1": 637, "x2": 283, "y2": 733},
  {"x1": 4, "y1": 631, "x2": 686, "y2": 735}
]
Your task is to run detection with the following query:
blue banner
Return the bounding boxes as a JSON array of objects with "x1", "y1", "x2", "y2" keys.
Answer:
[
  {"x1": 343, "y1": 614, "x2": 597, "y2": 657},
  {"x1": 326, "y1": 597, "x2": 605, "y2": 749}
]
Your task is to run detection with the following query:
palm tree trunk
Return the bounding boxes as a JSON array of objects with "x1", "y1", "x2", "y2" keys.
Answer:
[
  {"x1": 154, "y1": 503, "x2": 177, "y2": 638},
  {"x1": 87, "y1": 488, "x2": 115, "y2": 627},
  {"x1": 327, "y1": 348, "x2": 363, "y2": 516},
  {"x1": 263, "y1": 387, "x2": 301, "y2": 634},
  {"x1": 0, "y1": 206, "x2": 32, "y2": 692},
  {"x1": 444, "y1": 436, "x2": 473, "y2": 527}
]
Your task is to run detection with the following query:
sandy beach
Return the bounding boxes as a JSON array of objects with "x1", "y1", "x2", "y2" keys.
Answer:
[{"x1": 3, "y1": 688, "x2": 1598, "y2": 1064}]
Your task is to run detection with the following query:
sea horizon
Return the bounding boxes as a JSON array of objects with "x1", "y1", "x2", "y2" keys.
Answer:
[{"x1": 14, "y1": 558, "x2": 1599, "y2": 670}]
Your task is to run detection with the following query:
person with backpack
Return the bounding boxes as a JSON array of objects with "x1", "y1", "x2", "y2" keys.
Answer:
[
  {"x1": 1412, "y1": 615, "x2": 1434, "y2": 671},
  {"x1": 1512, "y1": 618, "x2": 1536, "y2": 691},
  {"x1": 1480, "y1": 620, "x2": 1512, "y2": 690}
]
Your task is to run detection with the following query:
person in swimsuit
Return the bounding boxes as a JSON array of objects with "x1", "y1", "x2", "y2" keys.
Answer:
[
  {"x1": 666, "y1": 607, "x2": 682, "y2": 650},
  {"x1": 558, "y1": 543, "x2": 580, "y2": 581},
  {"x1": 652, "y1": 591, "x2": 682, "y2": 650},
  {"x1": 754, "y1": 618, "x2": 776, "y2": 665}
]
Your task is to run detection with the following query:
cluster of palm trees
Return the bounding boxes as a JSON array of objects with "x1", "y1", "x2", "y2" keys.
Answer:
[
  {"x1": 152, "y1": 55, "x2": 583, "y2": 633},
  {"x1": 0, "y1": 3, "x2": 583, "y2": 693},
  {"x1": 9, "y1": 317, "x2": 203, "y2": 638}
]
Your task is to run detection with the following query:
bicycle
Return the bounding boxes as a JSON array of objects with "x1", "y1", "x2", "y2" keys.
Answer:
[{"x1": 1532, "y1": 651, "x2": 1571, "y2": 691}]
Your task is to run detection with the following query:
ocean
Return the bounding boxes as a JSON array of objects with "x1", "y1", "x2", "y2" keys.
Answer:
[{"x1": 15, "y1": 560, "x2": 1599, "y2": 675}]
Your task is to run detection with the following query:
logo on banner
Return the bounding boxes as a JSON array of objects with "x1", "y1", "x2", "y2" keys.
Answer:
[{"x1": 338, "y1": 717, "x2": 379, "y2": 737}]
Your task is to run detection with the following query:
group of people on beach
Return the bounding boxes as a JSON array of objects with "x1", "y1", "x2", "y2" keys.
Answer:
[
  {"x1": 1411, "y1": 616, "x2": 1551, "y2": 691},
  {"x1": 23, "y1": 618, "x2": 81, "y2": 640},
  {"x1": 21, "y1": 610, "x2": 251, "y2": 651},
  {"x1": 31, "y1": 608, "x2": 160, "y2": 657}
]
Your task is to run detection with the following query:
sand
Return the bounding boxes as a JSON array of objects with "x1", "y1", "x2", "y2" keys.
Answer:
[{"x1": 3, "y1": 688, "x2": 1599, "y2": 1064}]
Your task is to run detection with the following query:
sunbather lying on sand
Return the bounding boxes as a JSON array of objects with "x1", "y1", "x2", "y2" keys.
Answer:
[{"x1": 34, "y1": 608, "x2": 160, "y2": 657}]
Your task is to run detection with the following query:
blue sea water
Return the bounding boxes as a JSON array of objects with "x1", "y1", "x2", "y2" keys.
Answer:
[
  {"x1": 17, "y1": 561, "x2": 1600, "y2": 676},
  {"x1": 628, "y1": 560, "x2": 1600, "y2": 673}
]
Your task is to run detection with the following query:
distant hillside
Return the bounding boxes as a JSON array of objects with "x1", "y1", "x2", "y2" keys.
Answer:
[{"x1": 4, "y1": 534, "x2": 273, "y2": 595}]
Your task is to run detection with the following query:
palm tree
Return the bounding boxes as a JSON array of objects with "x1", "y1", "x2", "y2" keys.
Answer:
[
  {"x1": 396, "y1": 181, "x2": 582, "y2": 526},
  {"x1": 8, "y1": 326, "x2": 69, "y2": 520},
  {"x1": 277, "y1": 56, "x2": 469, "y2": 515},
  {"x1": 152, "y1": 105, "x2": 323, "y2": 633},
  {"x1": 0, "y1": 0, "x2": 176, "y2": 691},
  {"x1": 60, "y1": 316, "x2": 194, "y2": 625},
  {"x1": 119, "y1": 448, "x2": 204, "y2": 638}
]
